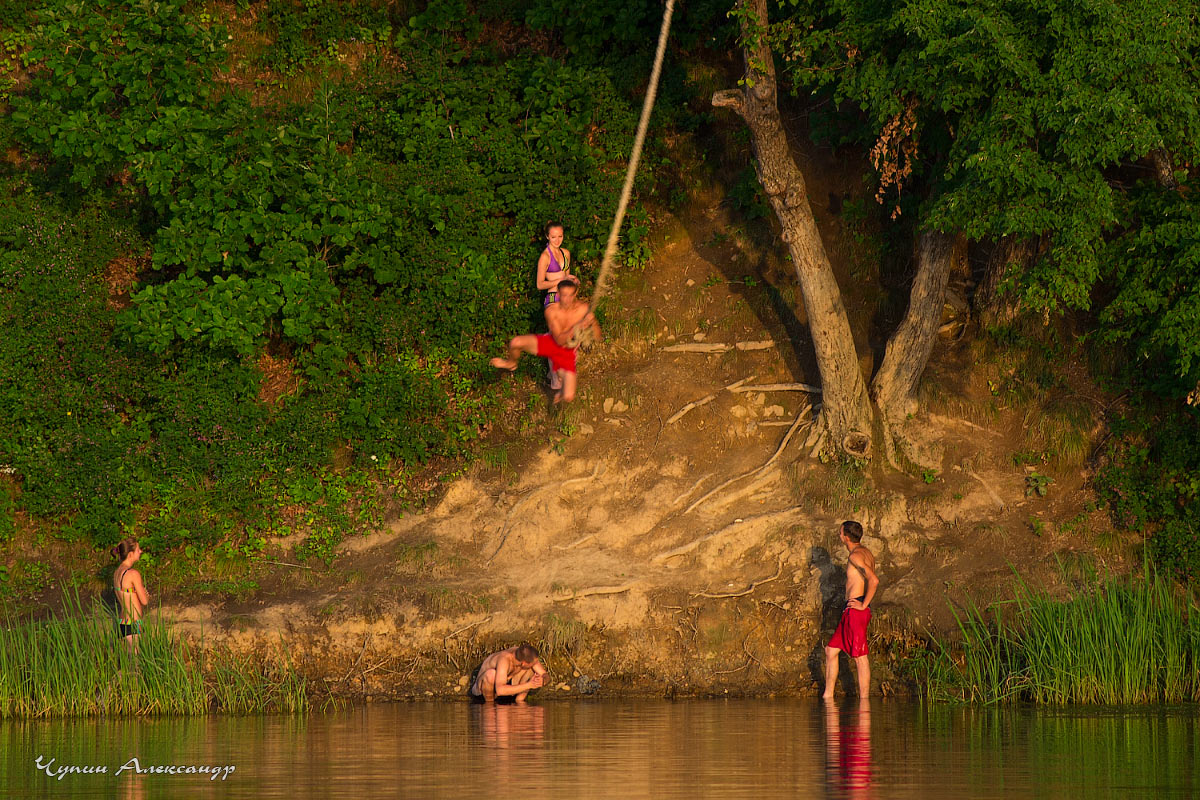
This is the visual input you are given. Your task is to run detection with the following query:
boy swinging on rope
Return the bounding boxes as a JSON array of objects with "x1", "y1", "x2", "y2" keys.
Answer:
[{"x1": 490, "y1": 278, "x2": 601, "y2": 404}]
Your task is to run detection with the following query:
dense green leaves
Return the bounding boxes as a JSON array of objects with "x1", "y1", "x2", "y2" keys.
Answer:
[
  {"x1": 1095, "y1": 409, "x2": 1200, "y2": 580},
  {"x1": 772, "y1": 0, "x2": 1200, "y2": 317},
  {"x1": 767, "y1": 0, "x2": 1200, "y2": 573},
  {"x1": 1101, "y1": 187, "x2": 1200, "y2": 393},
  {"x1": 12, "y1": 0, "x2": 226, "y2": 188},
  {"x1": 13, "y1": 0, "x2": 643, "y2": 361},
  {"x1": 1, "y1": 0, "x2": 650, "y2": 551}
]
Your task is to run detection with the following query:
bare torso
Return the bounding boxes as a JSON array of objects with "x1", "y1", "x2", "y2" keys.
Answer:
[
  {"x1": 546, "y1": 298, "x2": 593, "y2": 344},
  {"x1": 114, "y1": 566, "x2": 145, "y2": 622},
  {"x1": 471, "y1": 647, "x2": 518, "y2": 694},
  {"x1": 844, "y1": 545, "x2": 876, "y2": 601}
]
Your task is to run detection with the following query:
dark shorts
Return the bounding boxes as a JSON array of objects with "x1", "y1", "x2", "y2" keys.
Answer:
[
  {"x1": 468, "y1": 663, "x2": 488, "y2": 702},
  {"x1": 118, "y1": 619, "x2": 143, "y2": 638},
  {"x1": 535, "y1": 334, "x2": 577, "y2": 374},
  {"x1": 827, "y1": 605, "x2": 871, "y2": 658}
]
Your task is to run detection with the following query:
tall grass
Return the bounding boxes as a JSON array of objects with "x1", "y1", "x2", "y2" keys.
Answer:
[
  {"x1": 921, "y1": 573, "x2": 1200, "y2": 704},
  {"x1": 0, "y1": 593, "x2": 307, "y2": 717}
]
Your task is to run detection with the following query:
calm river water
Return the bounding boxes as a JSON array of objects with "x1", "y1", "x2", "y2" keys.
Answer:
[{"x1": 4, "y1": 700, "x2": 1197, "y2": 798}]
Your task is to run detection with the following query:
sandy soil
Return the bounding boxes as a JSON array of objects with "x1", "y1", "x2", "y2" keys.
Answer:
[{"x1": 155, "y1": 180, "x2": 1123, "y2": 700}]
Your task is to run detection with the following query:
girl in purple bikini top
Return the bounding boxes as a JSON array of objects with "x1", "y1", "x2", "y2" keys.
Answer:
[{"x1": 537, "y1": 223, "x2": 571, "y2": 306}]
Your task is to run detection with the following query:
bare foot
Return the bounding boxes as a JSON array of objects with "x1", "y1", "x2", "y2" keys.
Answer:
[
  {"x1": 552, "y1": 390, "x2": 564, "y2": 404},
  {"x1": 490, "y1": 357, "x2": 517, "y2": 372}
]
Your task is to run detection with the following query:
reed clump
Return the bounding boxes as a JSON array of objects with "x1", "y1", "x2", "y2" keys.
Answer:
[
  {"x1": 0, "y1": 593, "x2": 308, "y2": 718},
  {"x1": 921, "y1": 573, "x2": 1200, "y2": 704}
]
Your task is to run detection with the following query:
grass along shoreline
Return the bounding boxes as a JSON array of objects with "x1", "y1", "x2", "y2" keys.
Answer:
[
  {"x1": 0, "y1": 594, "x2": 307, "y2": 718},
  {"x1": 917, "y1": 572, "x2": 1200, "y2": 705},
  {"x1": 7, "y1": 573, "x2": 1200, "y2": 715}
]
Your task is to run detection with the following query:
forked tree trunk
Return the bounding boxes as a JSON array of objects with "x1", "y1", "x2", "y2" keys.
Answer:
[
  {"x1": 871, "y1": 231, "x2": 959, "y2": 465},
  {"x1": 712, "y1": 0, "x2": 873, "y2": 454}
]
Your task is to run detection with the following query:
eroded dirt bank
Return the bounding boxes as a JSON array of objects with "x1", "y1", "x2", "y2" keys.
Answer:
[{"x1": 161, "y1": 192, "x2": 1122, "y2": 701}]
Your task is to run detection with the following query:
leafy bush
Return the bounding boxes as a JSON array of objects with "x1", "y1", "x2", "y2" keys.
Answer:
[
  {"x1": 1096, "y1": 409, "x2": 1200, "y2": 580},
  {"x1": 11, "y1": 0, "x2": 227, "y2": 189},
  {"x1": 1100, "y1": 186, "x2": 1200, "y2": 396},
  {"x1": 0, "y1": 0, "x2": 655, "y2": 559},
  {"x1": 260, "y1": 0, "x2": 394, "y2": 72}
]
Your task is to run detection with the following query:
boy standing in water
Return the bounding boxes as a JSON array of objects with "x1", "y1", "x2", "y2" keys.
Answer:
[{"x1": 823, "y1": 520, "x2": 879, "y2": 698}]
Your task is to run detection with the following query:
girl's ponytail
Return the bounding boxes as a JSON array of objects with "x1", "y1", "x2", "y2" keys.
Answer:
[{"x1": 113, "y1": 537, "x2": 138, "y2": 561}]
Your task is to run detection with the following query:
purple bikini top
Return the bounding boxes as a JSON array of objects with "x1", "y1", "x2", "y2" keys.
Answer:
[
  {"x1": 546, "y1": 246, "x2": 564, "y2": 274},
  {"x1": 544, "y1": 246, "x2": 569, "y2": 306}
]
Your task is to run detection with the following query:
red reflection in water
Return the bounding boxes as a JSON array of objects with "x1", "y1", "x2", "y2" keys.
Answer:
[{"x1": 824, "y1": 698, "x2": 874, "y2": 800}]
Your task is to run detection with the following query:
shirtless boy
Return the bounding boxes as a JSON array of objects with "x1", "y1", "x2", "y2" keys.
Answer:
[
  {"x1": 490, "y1": 279, "x2": 601, "y2": 404},
  {"x1": 823, "y1": 520, "x2": 880, "y2": 699},
  {"x1": 469, "y1": 643, "x2": 547, "y2": 703}
]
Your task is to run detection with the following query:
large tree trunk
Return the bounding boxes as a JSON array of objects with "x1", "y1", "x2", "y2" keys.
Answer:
[
  {"x1": 976, "y1": 236, "x2": 1034, "y2": 327},
  {"x1": 712, "y1": 0, "x2": 873, "y2": 455},
  {"x1": 871, "y1": 231, "x2": 959, "y2": 466},
  {"x1": 1151, "y1": 148, "x2": 1179, "y2": 190}
]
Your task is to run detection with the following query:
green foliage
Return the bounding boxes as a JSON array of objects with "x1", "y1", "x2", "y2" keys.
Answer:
[
  {"x1": 0, "y1": 181, "x2": 465, "y2": 547},
  {"x1": 13, "y1": 0, "x2": 648, "y2": 362},
  {"x1": 11, "y1": 0, "x2": 227, "y2": 189},
  {"x1": 920, "y1": 573, "x2": 1200, "y2": 704},
  {"x1": 260, "y1": 0, "x2": 394, "y2": 72},
  {"x1": 1095, "y1": 408, "x2": 1200, "y2": 580},
  {"x1": 0, "y1": 593, "x2": 307, "y2": 717},
  {"x1": 771, "y1": 0, "x2": 1200, "y2": 395},
  {"x1": 516, "y1": 0, "x2": 734, "y2": 67},
  {"x1": 0, "y1": 186, "x2": 144, "y2": 535},
  {"x1": 0, "y1": 481, "x2": 16, "y2": 545},
  {"x1": 2, "y1": 0, "x2": 653, "y2": 558},
  {"x1": 728, "y1": 163, "x2": 770, "y2": 220},
  {"x1": 0, "y1": 560, "x2": 51, "y2": 601},
  {"x1": 1024, "y1": 471, "x2": 1053, "y2": 498},
  {"x1": 1100, "y1": 186, "x2": 1200, "y2": 394}
]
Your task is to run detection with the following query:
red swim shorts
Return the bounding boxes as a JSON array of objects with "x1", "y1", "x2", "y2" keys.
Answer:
[
  {"x1": 535, "y1": 334, "x2": 577, "y2": 374},
  {"x1": 827, "y1": 606, "x2": 871, "y2": 657}
]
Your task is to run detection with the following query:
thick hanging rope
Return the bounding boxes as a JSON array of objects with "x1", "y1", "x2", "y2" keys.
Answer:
[{"x1": 568, "y1": 0, "x2": 676, "y2": 348}]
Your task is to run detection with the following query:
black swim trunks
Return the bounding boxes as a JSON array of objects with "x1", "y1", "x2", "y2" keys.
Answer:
[{"x1": 467, "y1": 663, "x2": 485, "y2": 702}]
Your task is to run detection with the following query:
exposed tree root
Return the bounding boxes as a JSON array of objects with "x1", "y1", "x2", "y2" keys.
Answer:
[
  {"x1": 672, "y1": 473, "x2": 715, "y2": 506},
  {"x1": 553, "y1": 580, "x2": 641, "y2": 602},
  {"x1": 653, "y1": 509, "x2": 804, "y2": 564},
  {"x1": 691, "y1": 561, "x2": 783, "y2": 599},
  {"x1": 662, "y1": 340, "x2": 776, "y2": 353},
  {"x1": 728, "y1": 382, "x2": 822, "y2": 394},
  {"x1": 666, "y1": 393, "x2": 715, "y2": 424},
  {"x1": 683, "y1": 410, "x2": 809, "y2": 515}
]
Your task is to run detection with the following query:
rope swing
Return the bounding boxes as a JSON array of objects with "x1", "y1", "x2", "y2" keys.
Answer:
[{"x1": 568, "y1": 0, "x2": 677, "y2": 348}]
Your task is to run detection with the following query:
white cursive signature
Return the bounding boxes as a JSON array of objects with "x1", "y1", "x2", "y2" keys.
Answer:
[{"x1": 35, "y1": 755, "x2": 235, "y2": 781}]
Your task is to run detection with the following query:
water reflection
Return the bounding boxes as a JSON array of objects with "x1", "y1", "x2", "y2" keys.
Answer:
[
  {"x1": 823, "y1": 698, "x2": 873, "y2": 800},
  {"x1": 2, "y1": 701, "x2": 1197, "y2": 799},
  {"x1": 470, "y1": 703, "x2": 547, "y2": 787},
  {"x1": 472, "y1": 702, "x2": 546, "y2": 749}
]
